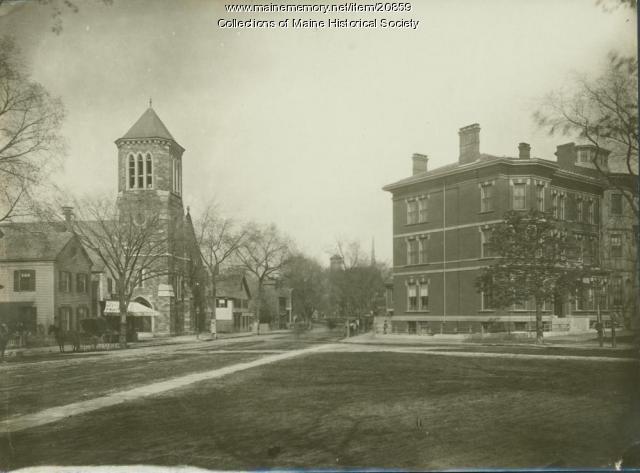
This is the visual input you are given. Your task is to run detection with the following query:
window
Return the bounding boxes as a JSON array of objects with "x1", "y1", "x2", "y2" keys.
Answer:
[
  {"x1": 576, "y1": 287, "x2": 594, "y2": 311},
  {"x1": 418, "y1": 197, "x2": 428, "y2": 223},
  {"x1": 579, "y1": 239, "x2": 589, "y2": 265},
  {"x1": 577, "y1": 148, "x2": 594, "y2": 164},
  {"x1": 216, "y1": 298, "x2": 228, "y2": 308},
  {"x1": 536, "y1": 185, "x2": 545, "y2": 211},
  {"x1": 552, "y1": 193, "x2": 559, "y2": 218},
  {"x1": 611, "y1": 276, "x2": 623, "y2": 307},
  {"x1": 480, "y1": 184, "x2": 493, "y2": 212},
  {"x1": 407, "y1": 284, "x2": 418, "y2": 311},
  {"x1": 576, "y1": 198, "x2": 583, "y2": 222},
  {"x1": 407, "y1": 239, "x2": 418, "y2": 265},
  {"x1": 146, "y1": 154, "x2": 153, "y2": 188},
  {"x1": 76, "y1": 273, "x2": 88, "y2": 293},
  {"x1": 128, "y1": 155, "x2": 136, "y2": 189},
  {"x1": 59, "y1": 271, "x2": 72, "y2": 292},
  {"x1": 512, "y1": 183, "x2": 526, "y2": 210},
  {"x1": 174, "y1": 275, "x2": 184, "y2": 300},
  {"x1": 611, "y1": 193, "x2": 623, "y2": 215},
  {"x1": 481, "y1": 290, "x2": 494, "y2": 310},
  {"x1": 419, "y1": 283, "x2": 429, "y2": 310},
  {"x1": 13, "y1": 270, "x2": 36, "y2": 292},
  {"x1": 558, "y1": 195, "x2": 566, "y2": 220},
  {"x1": 481, "y1": 229, "x2": 494, "y2": 258},
  {"x1": 406, "y1": 200, "x2": 418, "y2": 225},
  {"x1": 172, "y1": 159, "x2": 181, "y2": 194},
  {"x1": 418, "y1": 237, "x2": 428, "y2": 263},
  {"x1": 137, "y1": 154, "x2": 144, "y2": 189},
  {"x1": 610, "y1": 234, "x2": 622, "y2": 258},
  {"x1": 57, "y1": 306, "x2": 72, "y2": 330},
  {"x1": 107, "y1": 277, "x2": 113, "y2": 294},
  {"x1": 586, "y1": 200, "x2": 594, "y2": 224}
]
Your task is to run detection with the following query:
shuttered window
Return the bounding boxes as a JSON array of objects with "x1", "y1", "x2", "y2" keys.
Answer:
[{"x1": 13, "y1": 270, "x2": 36, "y2": 291}]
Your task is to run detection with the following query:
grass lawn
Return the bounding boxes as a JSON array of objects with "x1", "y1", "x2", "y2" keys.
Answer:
[
  {"x1": 0, "y1": 352, "x2": 261, "y2": 420},
  {"x1": 0, "y1": 351, "x2": 638, "y2": 470}
]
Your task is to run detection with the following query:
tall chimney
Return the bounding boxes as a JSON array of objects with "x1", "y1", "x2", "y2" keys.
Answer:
[
  {"x1": 518, "y1": 142, "x2": 531, "y2": 160},
  {"x1": 459, "y1": 124, "x2": 480, "y2": 164},
  {"x1": 412, "y1": 153, "x2": 428, "y2": 175}
]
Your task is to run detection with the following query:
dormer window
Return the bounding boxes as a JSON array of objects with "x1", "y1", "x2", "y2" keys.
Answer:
[
  {"x1": 575, "y1": 146, "x2": 609, "y2": 170},
  {"x1": 577, "y1": 148, "x2": 594, "y2": 165}
]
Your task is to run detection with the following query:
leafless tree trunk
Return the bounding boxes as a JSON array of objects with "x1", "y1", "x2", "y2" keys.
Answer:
[
  {"x1": 64, "y1": 195, "x2": 171, "y2": 348},
  {"x1": 235, "y1": 223, "x2": 292, "y2": 335},
  {"x1": 193, "y1": 202, "x2": 246, "y2": 336}
]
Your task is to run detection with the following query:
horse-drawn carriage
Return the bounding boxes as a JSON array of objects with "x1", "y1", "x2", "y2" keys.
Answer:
[{"x1": 49, "y1": 317, "x2": 119, "y2": 353}]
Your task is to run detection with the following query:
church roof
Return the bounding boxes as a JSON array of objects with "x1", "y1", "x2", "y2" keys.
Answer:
[{"x1": 119, "y1": 107, "x2": 176, "y2": 142}]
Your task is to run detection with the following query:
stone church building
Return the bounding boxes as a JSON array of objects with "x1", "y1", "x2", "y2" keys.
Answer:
[
  {"x1": 0, "y1": 106, "x2": 207, "y2": 337},
  {"x1": 107, "y1": 105, "x2": 206, "y2": 336}
]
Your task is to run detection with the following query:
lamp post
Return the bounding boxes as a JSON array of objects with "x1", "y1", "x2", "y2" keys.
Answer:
[
  {"x1": 287, "y1": 288, "x2": 294, "y2": 327},
  {"x1": 584, "y1": 271, "x2": 608, "y2": 348}
]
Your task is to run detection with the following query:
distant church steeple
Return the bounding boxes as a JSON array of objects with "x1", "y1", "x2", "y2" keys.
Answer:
[{"x1": 370, "y1": 237, "x2": 376, "y2": 266}]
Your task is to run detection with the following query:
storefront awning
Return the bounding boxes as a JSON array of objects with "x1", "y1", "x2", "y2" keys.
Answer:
[{"x1": 104, "y1": 301, "x2": 159, "y2": 317}]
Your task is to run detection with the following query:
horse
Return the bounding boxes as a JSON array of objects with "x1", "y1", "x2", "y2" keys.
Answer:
[{"x1": 48, "y1": 325, "x2": 77, "y2": 353}]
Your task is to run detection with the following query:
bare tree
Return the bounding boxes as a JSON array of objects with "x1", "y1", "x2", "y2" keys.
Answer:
[
  {"x1": 334, "y1": 238, "x2": 364, "y2": 270},
  {"x1": 534, "y1": 54, "x2": 638, "y2": 217},
  {"x1": 0, "y1": 0, "x2": 114, "y2": 35},
  {"x1": 193, "y1": 202, "x2": 246, "y2": 335},
  {"x1": 0, "y1": 36, "x2": 65, "y2": 223},
  {"x1": 328, "y1": 238, "x2": 388, "y2": 323},
  {"x1": 66, "y1": 196, "x2": 170, "y2": 348},
  {"x1": 235, "y1": 223, "x2": 292, "y2": 334}
]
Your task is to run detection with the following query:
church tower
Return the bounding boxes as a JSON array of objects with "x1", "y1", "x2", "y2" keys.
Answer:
[{"x1": 114, "y1": 104, "x2": 193, "y2": 336}]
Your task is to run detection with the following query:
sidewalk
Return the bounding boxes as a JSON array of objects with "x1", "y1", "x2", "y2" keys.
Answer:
[
  {"x1": 3, "y1": 330, "x2": 291, "y2": 360},
  {"x1": 343, "y1": 331, "x2": 638, "y2": 351}
]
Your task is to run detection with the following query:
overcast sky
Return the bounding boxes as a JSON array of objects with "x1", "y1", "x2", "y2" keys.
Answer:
[{"x1": 0, "y1": 0, "x2": 636, "y2": 264}]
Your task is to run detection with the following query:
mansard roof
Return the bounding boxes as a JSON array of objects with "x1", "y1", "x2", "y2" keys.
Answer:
[{"x1": 119, "y1": 107, "x2": 177, "y2": 143}]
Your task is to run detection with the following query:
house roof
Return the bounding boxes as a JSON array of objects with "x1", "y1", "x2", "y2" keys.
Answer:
[
  {"x1": 119, "y1": 107, "x2": 176, "y2": 142},
  {"x1": 383, "y1": 155, "x2": 562, "y2": 191},
  {"x1": 217, "y1": 271, "x2": 251, "y2": 300},
  {"x1": 0, "y1": 223, "x2": 74, "y2": 261}
]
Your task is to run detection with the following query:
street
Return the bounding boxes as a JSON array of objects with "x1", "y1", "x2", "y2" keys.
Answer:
[{"x1": 0, "y1": 327, "x2": 638, "y2": 470}]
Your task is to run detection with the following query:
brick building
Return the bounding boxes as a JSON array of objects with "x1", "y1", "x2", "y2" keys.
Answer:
[
  {"x1": 383, "y1": 124, "x2": 637, "y2": 334},
  {"x1": 0, "y1": 224, "x2": 93, "y2": 333}
]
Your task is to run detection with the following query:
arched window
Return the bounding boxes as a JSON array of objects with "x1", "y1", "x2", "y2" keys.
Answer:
[
  {"x1": 146, "y1": 154, "x2": 153, "y2": 188},
  {"x1": 128, "y1": 155, "x2": 135, "y2": 189},
  {"x1": 137, "y1": 154, "x2": 144, "y2": 189}
]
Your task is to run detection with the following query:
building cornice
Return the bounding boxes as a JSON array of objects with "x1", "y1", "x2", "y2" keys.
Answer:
[{"x1": 383, "y1": 157, "x2": 560, "y2": 192}]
